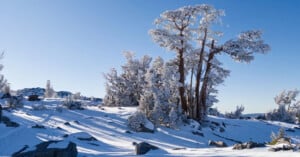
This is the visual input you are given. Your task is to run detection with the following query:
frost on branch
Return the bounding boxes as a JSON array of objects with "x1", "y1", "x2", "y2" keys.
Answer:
[{"x1": 223, "y1": 30, "x2": 270, "y2": 63}]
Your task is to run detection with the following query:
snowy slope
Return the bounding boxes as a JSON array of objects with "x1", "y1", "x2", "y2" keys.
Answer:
[{"x1": 0, "y1": 99, "x2": 299, "y2": 157}]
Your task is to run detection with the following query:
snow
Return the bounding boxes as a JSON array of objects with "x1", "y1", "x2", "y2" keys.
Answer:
[{"x1": 0, "y1": 99, "x2": 299, "y2": 156}]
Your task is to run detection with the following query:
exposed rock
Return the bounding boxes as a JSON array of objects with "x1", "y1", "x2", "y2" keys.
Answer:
[
  {"x1": 219, "y1": 127, "x2": 225, "y2": 133},
  {"x1": 1, "y1": 116, "x2": 20, "y2": 127},
  {"x1": 269, "y1": 144, "x2": 294, "y2": 152},
  {"x1": 211, "y1": 121, "x2": 220, "y2": 126},
  {"x1": 32, "y1": 124, "x2": 45, "y2": 129},
  {"x1": 233, "y1": 141, "x2": 265, "y2": 150},
  {"x1": 135, "y1": 142, "x2": 158, "y2": 155},
  {"x1": 64, "y1": 122, "x2": 71, "y2": 126},
  {"x1": 208, "y1": 140, "x2": 227, "y2": 147},
  {"x1": 125, "y1": 130, "x2": 132, "y2": 134},
  {"x1": 192, "y1": 131, "x2": 204, "y2": 137},
  {"x1": 27, "y1": 95, "x2": 41, "y2": 101},
  {"x1": 13, "y1": 141, "x2": 77, "y2": 157},
  {"x1": 140, "y1": 125, "x2": 154, "y2": 133},
  {"x1": 77, "y1": 136, "x2": 98, "y2": 141},
  {"x1": 221, "y1": 122, "x2": 226, "y2": 128},
  {"x1": 294, "y1": 144, "x2": 300, "y2": 152},
  {"x1": 173, "y1": 147, "x2": 186, "y2": 150},
  {"x1": 286, "y1": 128, "x2": 295, "y2": 132}
]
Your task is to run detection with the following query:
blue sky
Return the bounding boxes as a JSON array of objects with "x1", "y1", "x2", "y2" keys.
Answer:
[{"x1": 0, "y1": 0, "x2": 299, "y2": 113}]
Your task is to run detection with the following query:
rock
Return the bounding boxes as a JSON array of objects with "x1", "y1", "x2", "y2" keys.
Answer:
[
  {"x1": 233, "y1": 143, "x2": 243, "y2": 150},
  {"x1": 211, "y1": 121, "x2": 220, "y2": 126},
  {"x1": 64, "y1": 122, "x2": 71, "y2": 126},
  {"x1": 32, "y1": 124, "x2": 45, "y2": 129},
  {"x1": 13, "y1": 141, "x2": 77, "y2": 157},
  {"x1": 125, "y1": 130, "x2": 132, "y2": 134},
  {"x1": 139, "y1": 124, "x2": 154, "y2": 133},
  {"x1": 208, "y1": 140, "x2": 227, "y2": 147},
  {"x1": 135, "y1": 142, "x2": 158, "y2": 155},
  {"x1": 222, "y1": 122, "x2": 226, "y2": 128},
  {"x1": 286, "y1": 128, "x2": 295, "y2": 132},
  {"x1": 27, "y1": 95, "x2": 41, "y2": 101},
  {"x1": 77, "y1": 136, "x2": 98, "y2": 141},
  {"x1": 2, "y1": 116, "x2": 20, "y2": 127},
  {"x1": 294, "y1": 144, "x2": 300, "y2": 152},
  {"x1": 269, "y1": 144, "x2": 294, "y2": 152},
  {"x1": 219, "y1": 127, "x2": 225, "y2": 133},
  {"x1": 233, "y1": 141, "x2": 265, "y2": 150},
  {"x1": 192, "y1": 131, "x2": 204, "y2": 137}
]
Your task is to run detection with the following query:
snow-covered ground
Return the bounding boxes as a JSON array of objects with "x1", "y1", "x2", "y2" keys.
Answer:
[{"x1": 0, "y1": 99, "x2": 299, "y2": 156}]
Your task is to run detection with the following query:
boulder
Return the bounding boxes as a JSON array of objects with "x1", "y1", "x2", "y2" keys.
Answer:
[
  {"x1": 28, "y1": 95, "x2": 41, "y2": 101},
  {"x1": 2, "y1": 116, "x2": 20, "y2": 127},
  {"x1": 208, "y1": 140, "x2": 227, "y2": 147},
  {"x1": 233, "y1": 141, "x2": 265, "y2": 150},
  {"x1": 32, "y1": 124, "x2": 45, "y2": 129},
  {"x1": 192, "y1": 131, "x2": 204, "y2": 137},
  {"x1": 135, "y1": 142, "x2": 158, "y2": 155},
  {"x1": 269, "y1": 144, "x2": 294, "y2": 152},
  {"x1": 12, "y1": 141, "x2": 77, "y2": 157},
  {"x1": 219, "y1": 127, "x2": 225, "y2": 133}
]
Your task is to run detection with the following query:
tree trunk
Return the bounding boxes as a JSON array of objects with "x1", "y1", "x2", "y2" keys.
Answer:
[
  {"x1": 199, "y1": 40, "x2": 215, "y2": 121},
  {"x1": 178, "y1": 50, "x2": 187, "y2": 113},
  {"x1": 195, "y1": 29, "x2": 207, "y2": 120},
  {"x1": 188, "y1": 67, "x2": 194, "y2": 116}
]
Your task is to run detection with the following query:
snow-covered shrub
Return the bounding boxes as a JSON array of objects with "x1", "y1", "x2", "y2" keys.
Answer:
[
  {"x1": 6, "y1": 96, "x2": 23, "y2": 109},
  {"x1": 32, "y1": 104, "x2": 47, "y2": 111},
  {"x1": 225, "y1": 105, "x2": 244, "y2": 119},
  {"x1": 270, "y1": 128, "x2": 289, "y2": 145},
  {"x1": 63, "y1": 96, "x2": 83, "y2": 110},
  {"x1": 127, "y1": 111, "x2": 147, "y2": 132}
]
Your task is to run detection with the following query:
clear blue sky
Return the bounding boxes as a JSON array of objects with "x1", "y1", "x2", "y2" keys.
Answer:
[{"x1": 0, "y1": 0, "x2": 299, "y2": 113}]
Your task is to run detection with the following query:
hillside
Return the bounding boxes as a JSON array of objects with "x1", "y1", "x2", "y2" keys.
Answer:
[{"x1": 0, "y1": 98, "x2": 299, "y2": 156}]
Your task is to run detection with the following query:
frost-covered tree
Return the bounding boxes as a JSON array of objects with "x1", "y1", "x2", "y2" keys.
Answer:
[
  {"x1": 274, "y1": 89, "x2": 299, "y2": 111},
  {"x1": 44, "y1": 80, "x2": 55, "y2": 98},
  {"x1": 0, "y1": 53, "x2": 7, "y2": 93},
  {"x1": 150, "y1": 4, "x2": 270, "y2": 121},
  {"x1": 267, "y1": 89, "x2": 300, "y2": 123},
  {"x1": 225, "y1": 105, "x2": 245, "y2": 119},
  {"x1": 137, "y1": 57, "x2": 182, "y2": 127},
  {"x1": 104, "y1": 52, "x2": 152, "y2": 106}
]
